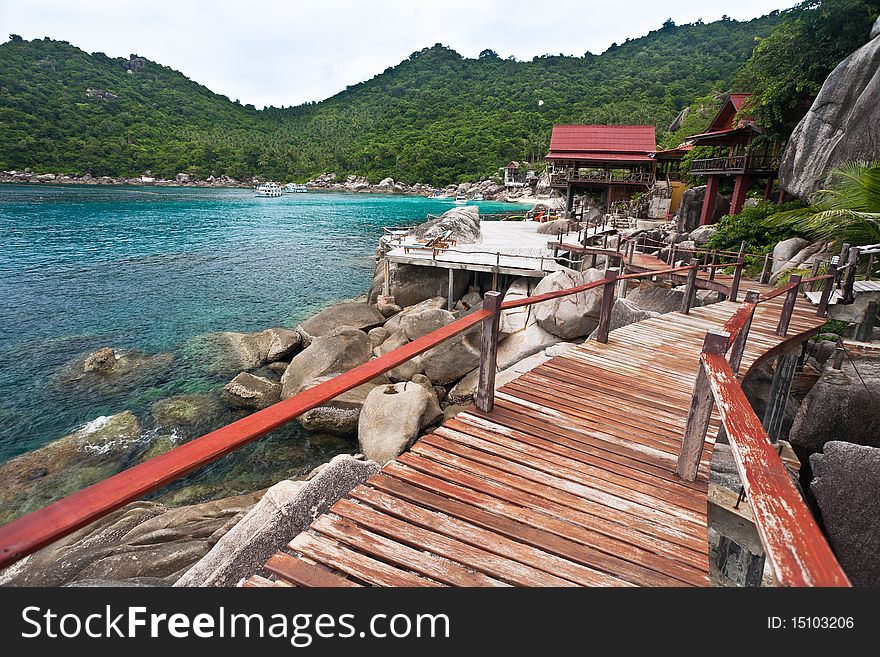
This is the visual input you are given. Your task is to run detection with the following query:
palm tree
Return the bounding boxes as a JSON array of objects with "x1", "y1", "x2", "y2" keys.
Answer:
[{"x1": 764, "y1": 161, "x2": 880, "y2": 246}]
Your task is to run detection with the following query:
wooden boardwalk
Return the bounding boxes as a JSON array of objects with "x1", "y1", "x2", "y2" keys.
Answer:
[{"x1": 245, "y1": 264, "x2": 826, "y2": 588}]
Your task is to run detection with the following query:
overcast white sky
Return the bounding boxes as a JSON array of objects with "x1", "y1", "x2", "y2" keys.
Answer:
[{"x1": 2, "y1": 0, "x2": 796, "y2": 108}]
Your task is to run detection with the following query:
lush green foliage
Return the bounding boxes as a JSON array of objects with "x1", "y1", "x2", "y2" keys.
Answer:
[
  {"x1": 708, "y1": 200, "x2": 809, "y2": 253},
  {"x1": 764, "y1": 162, "x2": 880, "y2": 246},
  {"x1": 0, "y1": 14, "x2": 783, "y2": 184},
  {"x1": 735, "y1": 0, "x2": 880, "y2": 140}
]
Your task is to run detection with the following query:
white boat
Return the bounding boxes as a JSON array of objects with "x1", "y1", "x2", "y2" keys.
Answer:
[
  {"x1": 472, "y1": 193, "x2": 484, "y2": 201},
  {"x1": 285, "y1": 183, "x2": 308, "y2": 193},
  {"x1": 255, "y1": 182, "x2": 283, "y2": 197},
  {"x1": 453, "y1": 194, "x2": 468, "y2": 204},
  {"x1": 428, "y1": 192, "x2": 449, "y2": 200}
]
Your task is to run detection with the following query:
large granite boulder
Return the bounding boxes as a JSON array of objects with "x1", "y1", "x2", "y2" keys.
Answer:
[
  {"x1": 410, "y1": 206, "x2": 481, "y2": 245},
  {"x1": 689, "y1": 225, "x2": 717, "y2": 245},
  {"x1": 382, "y1": 297, "x2": 447, "y2": 333},
  {"x1": 150, "y1": 393, "x2": 231, "y2": 436},
  {"x1": 496, "y1": 322, "x2": 563, "y2": 371},
  {"x1": 174, "y1": 455, "x2": 379, "y2": 587},
  {"x1": 297, "y1": 302, "x2": 385, "y2": 345},
  {"x1": 532, "y1": 268, "x2": 604, "y2": 339},
  {"x1": 280, "y1": 327, "x2": 371, "y2": 398},
  {"x1": 500, "y1": 277, "x2": 534, "y2": 334},
  {"x1": 675, "y1": 185, "x2": 731, "y2": 233},
  {"x1": 0, "y1": 412, "x2": 143, "y2": 524},
  {"x1": 280, "y1": 327, "x2": 375, "y2": 434},
  {"x1": 400, "y1": 308, "x2": 455, "y2": 341},
  {"x1": 588, "y1": 297, "x2": 660, "y2": 338},
  {"x1": 420, "y1": 329, "x2": 482, "y2": 385},
  {"x1": 789, "y1": 361, "x2": 880, "y2": 455},
  {"x1": 536, "y1": 218, "x2": 574, "y2": 235},
  {"x1": 0, "y1": 493, "x2": 261, "y2": 586},
  {"x1": 358, "y1": 383, "x2": 443, "y2": 463},
  {"x1": 626, "y1": 281, "x2": 702, "y2": 315},
  {"x1": 184, "y1": 328, "x2": 299, "y2": 375},
  {"x1": 810, "y1": 441, "x2": 880, "y2": 585},
  {"x1": 771, "y1": 238, "x2": 810, "y2": 274},
  {"x1": 222, "y1": 372, "x2": 281, "y2": 411},
  {"x1": 780, "y1": 27, "x2": 880, "y2": 199}
]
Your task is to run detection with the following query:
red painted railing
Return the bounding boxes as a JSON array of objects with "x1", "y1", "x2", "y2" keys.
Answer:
[{"x1": 677, "y1": 271, "x2": 849, "y2": 587}]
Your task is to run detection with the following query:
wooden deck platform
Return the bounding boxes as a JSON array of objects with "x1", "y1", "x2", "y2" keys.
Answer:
[{"x1": 245, "y1": 259, "x2": 826, "y2": 588}]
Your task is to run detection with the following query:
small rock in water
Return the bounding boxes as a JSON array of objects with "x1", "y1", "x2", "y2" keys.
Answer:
[
  {"x1": 222, "y1": 372, "x2": 282, "y2": 411},
  {"x1": 83, "y1": 347, "x2": 117, "y2": 373}
]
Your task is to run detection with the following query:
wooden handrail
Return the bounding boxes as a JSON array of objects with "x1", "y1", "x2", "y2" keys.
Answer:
[
  {"x1": 700, "y1": 351, "x2": 849, "y2": 586},
  {"x1": 0, "y1": 310, "x2": 491, "y2": 569}
]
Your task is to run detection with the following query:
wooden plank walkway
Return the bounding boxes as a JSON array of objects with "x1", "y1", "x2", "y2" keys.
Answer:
[{"x1": 245, "y1": 259, "x2": 826, "y2": 588}]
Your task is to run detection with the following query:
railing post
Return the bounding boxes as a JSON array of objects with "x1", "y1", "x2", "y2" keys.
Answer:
[
  {"x1": 680, "y1": 265, "x2": 698, "y2": 314},
  {"x1": 808, "y1": 259, "x2": 821, "y2": 292},
  {"x1": 759, "y1": 253, "x2": 771, "y2": 284},
  {"x1": 595, "y1": 268, "x2": 619, "y2": 344},
  {"x1": 475, "y1": 291, "x2": 503, "y2": 412},
  {"x1": 762, "y1": 350, "x2": 799, "y2": 443},
  {"x1": 867, "y1": 253, "x2": 875, "y2": 281},
  {"x1": 728, "y1": 291, "x2": 760, "y2": 374},
  {"x1": 729, "y1": 255, "x2": 745, "y2": 302},
  {"x1": 676, "y1": 330, "x2": 730, "y2": 481},
  {"x1": 776, "y1": 274, "x2": 801, "y2": 336},
  {"x1": 709, "y1": 250, "x2": 718, "y2": 281},
  {"x1": 383, "y1": 258, "x2": 391, "y2": 296},
  {"x1": 818, "y1": 263, "x2": 837, "y2": 317},
  {"x1": 669, "y1": 244, "x2": 677, "y2": 266}
]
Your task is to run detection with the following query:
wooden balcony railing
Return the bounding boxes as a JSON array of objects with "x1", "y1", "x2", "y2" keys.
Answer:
[
  {"x1": 550, "y1": 170, "x2": 654, "y2": 186},
  {"x1": 690, "y1": 154, "x2": 780, "y2": 175}
]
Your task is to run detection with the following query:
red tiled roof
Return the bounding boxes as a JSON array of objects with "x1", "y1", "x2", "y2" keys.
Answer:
[
  {"x1": 546, "y1": 151, "x2": 655, "y2": 162},
  {"x1": 548, "y1": 125, "x2": 657, "y2": 155},
  {"x1": 729, "y1": 93, "x2": 751, "y2": 112}
]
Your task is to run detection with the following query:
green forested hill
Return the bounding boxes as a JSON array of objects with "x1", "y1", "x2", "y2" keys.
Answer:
[{"x1": 0, "y1": 13, "x2": 784, "y2": 184}]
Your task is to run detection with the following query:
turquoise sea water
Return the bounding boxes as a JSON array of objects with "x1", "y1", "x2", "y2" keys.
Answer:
[{"x1": 0, "y1": 184, "x2": 517, "y2": 478}]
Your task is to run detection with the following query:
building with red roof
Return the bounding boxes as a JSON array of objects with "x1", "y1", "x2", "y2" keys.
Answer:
[
  {"x1": 685, "y1": 93, "x2": 781, "y2": 224},
  {"x1": 546, "y1": 124, "x2": 658, "y2": 213}
]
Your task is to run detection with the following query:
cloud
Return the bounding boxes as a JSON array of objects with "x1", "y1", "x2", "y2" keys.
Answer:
[{"x1": 1, "y1": 0, "x2": 794, "y2": 108}]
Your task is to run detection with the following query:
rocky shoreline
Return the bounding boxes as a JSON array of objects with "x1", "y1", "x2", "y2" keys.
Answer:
[{"x1": 2, "y1": 202, "x2": 878, "y2": 587}]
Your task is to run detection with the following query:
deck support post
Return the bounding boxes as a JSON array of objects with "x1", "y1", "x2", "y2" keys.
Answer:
[
  {"x1": 776, "y1": 274, "x2": 801, "y2": 336},
  {"x1": 762, "y1": 350, "x2": 798, "y2": 443},
  {"x1": 730, "y1": 256, "x2": 745, "y2": 302},
  {"x1": 447, "y1": 269, "x2": 455, "y2": 312},
  {"x1": 676, "y1": 330, "x2": 730, "y2": 481},
  {"x1": 808, "y1": 259, "x2": 821, "y2": 291},
  {"x1": 383, "y1": 258, "x2": 391, "y2": 297},
  {"x1": 475, "y1": 291, "x2": 503, "y2": 412},
  {"x1": 841, "y1": 247, "x2": 860, "y2": 304},
  {"x1": 817, "y1": 264, "x2": 837, "y2": 317},
  {"x1": 867, "y1": 253, "x2": 875, "y2": 281},
  {"x1": 709, "y1": 250, "x2": 718, "y2": 281},
  {"x1": 681, "y1": 266, "x2": 698, "y2": 314},
  {"x1": 728, "y1": 291, "x2": 760, "y2": 374},
  {"x1": 595, "y1": 268, "x2": 619, "y2": 344},
  {"x1": 668, "y1": 244, "x2": 677, "y2": 266}
]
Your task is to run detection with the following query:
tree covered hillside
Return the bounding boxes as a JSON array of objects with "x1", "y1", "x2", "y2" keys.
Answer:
[{"x1": 0, "y1": 13, "x2": 783, "y2": 184}]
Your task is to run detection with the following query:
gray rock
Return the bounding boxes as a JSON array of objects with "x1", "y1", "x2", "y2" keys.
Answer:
[
  {"x1": 297, "y1": 302, "x2": 385, "y2": 344},
  {"x1": 810, "y1": 441, "x2": 880, "y2": 585},
  {"x1": 185, "y1": 331, "x2": 271, "y2": 373},
  {"x1": 358, "y1": 383, "x2": 443, "y2": 463},
  {"x1": 174, "y1": 455, "x2": 379, "y2": 587},
  {"x1": 873, "y1": 15, "x2": 880, "y2": 40},
  {"x1": 737, "y1": 361, "x2": 801, "y2": 442},
  {"x1": 533, "y1": 268, "x2": 604, "y2": 339},
  {"x1": 588, "y1": 297, "x2": 660, "y2": 338},
  {"x1": 789, "y1": 364, "x2": 880, "y2": 454},
  {"x1": 222, "y1": 372, "x2": 281, "y2": 411},
  {"x1": 368, "y1": 326, "x2": 388, "y2": 349},
  {"x1": 496, "y1": 322, "x2": 563, "y2": 371},
  {"x1": 771, "y1": 238, "x2": 810, "y2": 274},
  {"x1": 264, "y1": 328, "x2": 301, "y2": 362},
  {"x1": 780, "y1": 33, "x2": 880, "y2": 199},
  {"x1": 401, "y1": 308, "x2": 455, "y2": 341},
  {"x1": 689, "y1": 226, "x2": 717, "y2": 245},
  {"x1": 411, "y1": 206, "x2": 481, "y2": 245},
  {"x1": 500, "y1": 278, "x2": 534, "y2": 334},
  {"x1": 536, "y1": 218, "x2": 574, "y2": 235},
  {"x1": 0, "y1": 412, "x2": 144, "y2": 524},
  {"x1": 420, "y1": 329, "x2": 482, "y2": 385},
  {"x1": 675, "y1": 185, "x2": 731, "y2": 233},
  {"x1": 370, "y1": 264, "x2": 469, "y2": 307},
  {"x1": 626, "y1": 281, "x2": 700, "y2": 315},
  {"x1": 382, "y1": 297, "x2": 447, "y2": 333},
  {"x1": 83, "y1": 347, "x2": 117, "y2": 373},
  {"x1": 150, "y1": 393, "x2": 229, "y2": 435},
  {"x1": 281, "y1": 327, "x2": 371, "y2": 398},
  {"x1": 1, "y1": 493, "x2": 260, "y2": 586},
  {"x1": 298, "y1": 381, "x2": 385, "y2": 435}
]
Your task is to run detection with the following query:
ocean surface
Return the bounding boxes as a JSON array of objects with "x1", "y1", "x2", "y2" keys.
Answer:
[{"x1": 0, "y1": 184, "x2": 518, "y2": 507}]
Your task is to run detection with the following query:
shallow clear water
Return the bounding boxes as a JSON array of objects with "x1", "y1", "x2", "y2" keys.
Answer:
[{"x1": 0, "y1": 184, "x2": 516, "y2": 468}]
